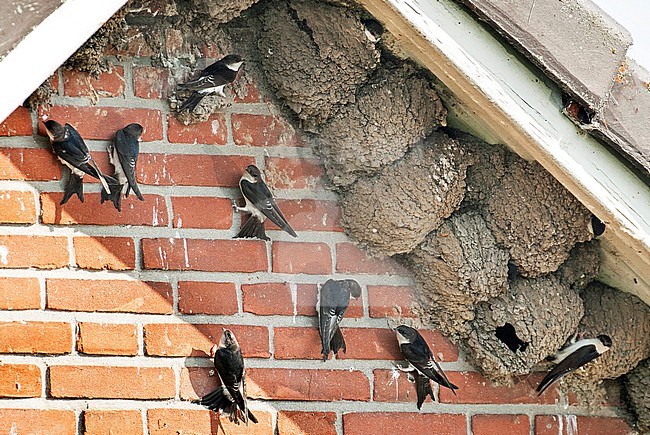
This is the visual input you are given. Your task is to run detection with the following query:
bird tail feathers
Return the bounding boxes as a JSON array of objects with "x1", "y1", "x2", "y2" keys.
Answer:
[
  {"x1": 329, "y1": 327, "x2": 346, "y2": 357},
  {"x1": 61, "y1": 172, "x2": 84, "y2": 205},
  {"x1": 179, "y1": 92, "x2": 203, "y2": 112},
  {"x1": 415, "y1": 373, "x2": 435, "y2": 409},
  {"x1": 196, "y1": 386, "x2": 258, "y2": 424},
  {"x1": 100, "y1": 177, "x2": 124, "y2": 212},
  {"x1": 235, "y1": 216, "x2": 269, "y2": 241},
  {"x1": 536, "y1": 372, "x2": 559, "y2": 396}
]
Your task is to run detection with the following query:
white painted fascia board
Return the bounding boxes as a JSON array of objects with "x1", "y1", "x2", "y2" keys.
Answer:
[
  {"x1": 0, "y1": 0, "x2": 128, "y2": 124},
  {"x1": 359, "y1": 0, "x2": 650, "y2": 303}
]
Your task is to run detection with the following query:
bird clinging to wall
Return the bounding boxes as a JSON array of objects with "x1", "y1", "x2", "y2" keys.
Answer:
[
  {"x1": 196, "y1": 329, "x2": 257, "y2": 425},
  {"x1": 43, "y1": 120, "x2": 116, "y2": 205},
  {"x1": 177, "y1": 54, "x2": 244, "y2": 113},
  {"x1": 536, "y1": 334, "x2": 612, "y2": 396},
  {"x1": 318, "y1": 279, "x2": 362, "y2": 361},
  {"x1": 101, "y1": 123, "x2": 145, "y2": 211},
  {"x1": 233, "y1": 164, "x2": 297, "y2": 240},
  {"x1": 395, "y1": 325, "x2": 459, "y2": 409}
]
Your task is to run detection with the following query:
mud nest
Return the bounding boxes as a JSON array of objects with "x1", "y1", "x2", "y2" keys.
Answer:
[
  {"x1": 574, "y1": 282, "x2": 650, "y2": 380},
  {"x1": 554, "y1": 241, "x2": 601, "y2": 292},
  {"x1": 404, "y1": 210, "x2": 509, "y2": 338},
  {"x1": 625, "y1": 358, "x2": 650, "y2": 434},
  {"x1": 340, "y1": 132, "x2": 472, "y2": 256},
  {"x1": 192, "y1": 0, "x2": 261, "y2": 23},
  {"x1": 258, "y1": 0, "x2": 380, "y2": 128},
  {"x1": 318, "y1": 63, "x2": 447, "y2": 187},
  {"x1": 483, "y1": 157, "x2": 593, "y2": 278},
  {"x1": 466, "y1": 274, "x2": 584, "y2": 383}
]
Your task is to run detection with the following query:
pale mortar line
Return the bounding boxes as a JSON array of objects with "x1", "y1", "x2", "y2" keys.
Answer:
[
  {"x1": 0, "y1": 398, "x2": 620, "y2": 418},
  {"x1": 335, "y1": 411, "x2": 343, "y2": 435},
  {"x1": 122, "y1": 59, "x2": 135, "y2": 98}
]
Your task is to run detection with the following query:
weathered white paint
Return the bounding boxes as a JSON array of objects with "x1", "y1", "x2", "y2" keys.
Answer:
[
  {"x1": 360, "y1": 0, "x2": 650, "y2": 303},
  {"x1": 0, "y1": 0, "x2": 129, "y2": 124}
]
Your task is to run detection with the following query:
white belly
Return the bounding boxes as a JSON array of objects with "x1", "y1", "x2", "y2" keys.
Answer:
[
  {"x1": 57, "y1": 156, "x2": 86, "y2": 178},
  {"x1": 110, "y1": 147, "x2": 128, "y2": 184}
]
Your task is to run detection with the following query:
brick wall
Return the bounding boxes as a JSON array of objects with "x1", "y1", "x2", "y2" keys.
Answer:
[{"x1": 0, "y1": 52, "x2": 635, "y2": 434}]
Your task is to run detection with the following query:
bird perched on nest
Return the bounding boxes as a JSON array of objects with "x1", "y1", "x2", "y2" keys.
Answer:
[
  {"x1": 101, "y1": 123, "x2": 145, "y2": 211},
  {"x1": 233, "y1": 164, "x2": 297, "y2": 240},
  {"x1": 196, "y1": 329, "x2": 257, "y2": 425},
  {"x1": 318, "y1": 279, "x2": 362, "y2": 360},
  {"x1": 43, "y1": 120, "x2": 117, "y2": 205},
  {"x1": 394, "y1": 325, "x2": 459, "y2": 409},
  {"x1": 537, "y1": 334, "x2": 611, "y2": 396},
  {"x1": 177, "y1": 53, "x2": 244, "y2": 112}
]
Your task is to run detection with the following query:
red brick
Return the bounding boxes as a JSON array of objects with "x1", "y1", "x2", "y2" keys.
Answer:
[
  {"x1": 147, "y1": 409, "x2": 273, "y2": 435},
  {"x1": 373, "y1": 369, "x2": 420, "y2": 404},
  {"x1": 77, "y1": 322, "x2": 138, "y2": 356},
  {"x1": 137, "y1": 154, "x2": 254, "y2": 187},
  {"x1": 41, "y1": 193, "x2": 168, "y2": 226},
  {"x1": 0, "y1": 148, "x2": 61, "y2": 181},
  {"x1": 0, "y1": 277, "x2": 40, "y2": 310},
  {"x1": 167, "y1": 114, "x2": 227, "y2": 144},
  {"x1": 472, "y1": 415, "x2": 530, "y2": 435},
  {"x1": 278, "y1": 411, "x2": 336, "y2": 435},
  {"x1": 0, "y1": 321, "x2": 71, "y2": 354},
  {"x1": 84, "y1": 410, "x2": 143, "y2": 435},
  {"x1": 233, "y1": 82, "x2": 261, "y2": 103},
  {"x1": 144, "y1": 323, "x2": 269, "y2": 358},
  {"x1": 133, "y1": 66, "x2": 169, "y2": 99},
  {"x1": 0, "y1": 107, "x2": 32, "y2": 136},
  {"x1": 336, "y1": 242, "x2": 410, "y2": 275},
  {"x1": 0, "y1": 409, "x2": 76, "y2": 434},
  {"x1": 440, "y1": 371, "x2": 558, "y2": 404},
  {"x1": 274, "y1": 327, "x2": 322, "y2": 360},
  {"x1": 535, "y1": 415, "x2": 635, "y2": 435},
  {"x1": 49, "y1": 365, "x2": 175, "y2": 399},
  {"x1": 247, "y1": 368, "x2": 369, "y2": 401},
  {"x1": 272, "y1": 242, "x2": 331, "y2": 275},
  {"x1": 368, "y1": 285, "x2": 416, "y2": 318},
  {"x1": 232, "y1": 114, "x2": 301, "y2": 147},
  {"x1": 178, "y1": 281, "x2": 238, "y2": 315},
  {"x1": 0, "y1": 364, "x2": 41, "y2": 397},
  {"x1": 265, "y1": 157, "x2": 324, "y2": 190},
  {"x1": 171, "y1": 196, "x2": 232, "y2": 229},
  {"x1": 242, "y1": 283, "x2": 294, "y2": 316},
  {"x1": 179, "y1": 366, "x2": 219, "y2": 401},
  {"x1": 73, "y1": 236, "x2": 135, "y2": 270},
  {"x1": 344, "y1": 413, "x2": 466, "y2": 435},
  {"x1": 63, "y1": 66, "x2": 125, "y2": 97},
  {"x1": 41, "y1": 106, "x2": 162, "y2": 141},
  {"x1": 269, "y1": 199, "x2": 343, "y2": 232},
  {"x1": 46, "y1": 279, "x2": 173, "y2": 314},
  {"x1": 142, "y1": 238, "x2": 267, "y2": 272},
  {"x1": 0, "y1": 190, "x2": 36, "y2": 223},
  {"x1": 0, "y1": 235, "x2": 68, "y2": 269}
]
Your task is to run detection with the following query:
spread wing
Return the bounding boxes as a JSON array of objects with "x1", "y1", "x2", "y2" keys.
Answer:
[
  {"x1": 240, "y1": 179, "x2": 296, "y2": 236},
  {"x1": 537, "y1": 344, "x2": 600, "y2": 395}
]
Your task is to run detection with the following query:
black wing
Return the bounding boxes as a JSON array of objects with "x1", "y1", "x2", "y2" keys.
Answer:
[
  {"x1": 414, "y1": 372, "x2": 434, "y2": 409},
  {"x1": 115, "y1": 129, "x2": 143, "y2": 200},
  {"x1": 318, "y1": 280, "x2": 350, "y2": 358},
  {"x1": 537, "y1": 344, "x2": 601, "y2": 395},
  {"x1": 401, "y1": 334, "x2": 458, "y2": 393},
  {"x1": 52, "y1": 126, "x2": 96, "y2": 176},
  {"x1": 240, "y1": 179, "x2": 296, "y2": 237},
  {"x1": 63, "y1": 124, "x2": 111, "y2": 193},
  {"x1": 178, "y1": 73, "x2": 232, "y2": 92}
]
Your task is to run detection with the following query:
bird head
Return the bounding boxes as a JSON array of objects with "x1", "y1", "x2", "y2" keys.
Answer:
[
  {"x1": 245, "y1": 164, "x2": 262, "y2": 181},
  {"x1": 123, "y1": 123, "x2": 144, "y2": 140},
  {"x1": 43, "y1": 120, "x2": 65, "y2": 141},
  {"x1": 395, "y1": 325, "x2": 417, "y2": 344},
  {"x1": 219, "y1": 329, "x2": 239, "y2": 349},
  {"x1": 597, "y1": 334, "x2": 612, "y2": 348},
  {"x1": 344, "y1": 279, "x2": 362, "y2": 299},
  {"x1": 222, "y1": 54, "x2": 244, "y2": 71},
  {"x1": 362, "y1": 18, "x2": 383, "y2": 43}
]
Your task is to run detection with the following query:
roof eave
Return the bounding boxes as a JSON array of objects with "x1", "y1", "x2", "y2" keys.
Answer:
[{"x1": 359, "y1": 0, "x2": 650, "y2": 303}]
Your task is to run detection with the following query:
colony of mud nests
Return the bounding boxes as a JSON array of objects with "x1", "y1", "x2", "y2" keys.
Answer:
[{"x1": 54, "y1": 0, "x2": 650, "y2": 423}]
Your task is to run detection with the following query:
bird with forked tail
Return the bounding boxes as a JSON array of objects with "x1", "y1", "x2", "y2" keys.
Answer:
[
  {"x1": 318, "y1": 279, "x2": 362, "y2": 361},
  {"x1": 177, "y1": 54, "x2": 244, "y2": 112},
  {"x1": 101, "y1": 123, "x2": 145, "y2": 211},
  {"x1": 43, "y1": 120, "x2": 117, "y2": 205}
]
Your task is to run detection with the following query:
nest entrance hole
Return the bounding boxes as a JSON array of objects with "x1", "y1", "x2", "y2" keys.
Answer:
[{"x1": 495, "y1": 323, "x2": 529, "y2": 353}]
